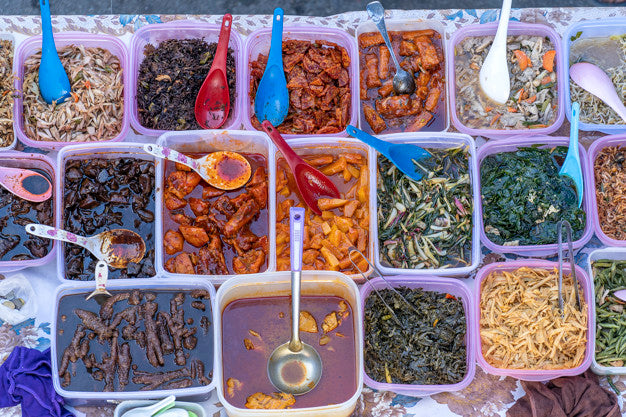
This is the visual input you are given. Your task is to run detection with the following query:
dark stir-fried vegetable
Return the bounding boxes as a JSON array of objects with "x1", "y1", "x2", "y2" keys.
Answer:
[
  {"x1": 377, "y1": 147, "x2": 472, "y2": 269},
  {"x1": 481, "y1": 146, "x2": 585, "y2": 246},
  {"x1": 364, "y1": 287, "x2": 467, "y2": 385},
  {"x1": 593, "y1": 260, "x2": 626, "y2": 367}
]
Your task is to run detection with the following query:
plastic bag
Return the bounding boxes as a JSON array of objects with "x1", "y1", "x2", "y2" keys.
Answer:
[{"x1": 0, "y1": 274, "x2": 36, "y2": 325}]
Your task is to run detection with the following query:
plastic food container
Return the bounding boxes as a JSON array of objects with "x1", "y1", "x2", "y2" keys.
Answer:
[
  {"x1": 13, "y1": 32, "x2": 130, "y2": 151},
  {"x1": 155, "y1": 129, "x2": 276, "y2": 284},
  {"x1": 562, "y1": 18, "x2": 626, "y2": 134},
  {"x1": 370, "y1": 132, "x2": 479, "y2": 276},
  {"x1": 474, "y1": 260, "x2": 594, "y2": 381},
  {"x1": 215, "y1": 271, "x2": 363, "y2": 417},
  {"x1": 587, "y1": 247, "x2": 626, "y2": 375},
  {"x1": 354, "y1": 19, "x2": 449, "y2": 133},
  {"x1": 360, "y1": 276, "x2": 475, "y2": 396},
  {"x1": 242, "y1": 25, "x2": 359, "y2": 138},
  {"x1": 51, "y1": 278, "x2": 217, "y2": 405},
  {"x1": 114, "y1": 400, "x2": 206, "y2": 417},
  {"x1": 0, "y1": 151, "x2": 56, "y2": 272},
  {"x1": 0, "y1": 33, "x2": 16, "y2": 151},
  {"x1": 477, "y1": 136, "x2": 593, "y2": 256},
  {"x1": 447, "y1": 22, "x2": 565, "y2": 139},
  {"x1": 56, "y1": 142, "x2": 158, "y2": 282},
  {"x1": 587, "y1": 134, "x2": 626, "y2": 246},
  {"x1": 129, "y1": 20, "x2": 245, "y2": 136},
  {"x1": 273, "y1": 137, "x2": 374, "y2": 279}
]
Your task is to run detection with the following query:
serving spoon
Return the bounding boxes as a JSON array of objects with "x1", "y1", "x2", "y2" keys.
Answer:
[
  {"x1": 254, "y1": 8, "x2": 289, "y2": 126},
  {"x1": 38, "y1": 0, "x2": 71, "y2": 104},
  {"x1": 366, "y1": 1, "x2": 415, "y2": 95},
  {"x1": 262, "y1": 120, "x2": 339, "y2": 215},
  {"x1": 559, "y1": 102, "x2": 584, "y2": 208},
  {"x1": 479, "y1": 0, "x2": 512, "y2": 104},
  {"x1": 570, "y1": 62, "x2": 626, "y2": 124},
  {"x1": 268, "y1": 207, "x2": 323, "y2": 395},
  {"x1": 0, "y1": 167, "x2": 52, "y2": 202},
  {"x1": 120, "y1": 396, "x2": 175, "y2": 417},
  {"x1": 25, "y1": 224, "x2": 146, "y2": 269},
  {"x1": 143, "y1": 144, "x2": 251, "y2": 191},
  {"x1": 195, "y1": 14, "x2": 233, "y2": 129}
]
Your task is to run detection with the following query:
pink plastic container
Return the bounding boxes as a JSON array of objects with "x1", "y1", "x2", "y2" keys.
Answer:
[
  {"x1": 474, "y1": 260, "x2": 594, "y2": 381},
  {"x1": 447, "y1": 22, "x2": 565, "y2": 139},
  {"x1": 477, "y1": 136, "x2": 593, "y2": 256},
  {"x1": 587, "y1": 134, "x2": 626, "y2": 246},
  {"x1": 360, "y1": 276, "x2": 475, "y2": 396},
  {"x1": 0, "y1": 151, "x2": 57, "y2": 272},
  {"x1": 129, "y1": 20, "x2": 245, "y2": 136},
  {"x1": 13, "y1": 32, "x2": 130, "y2": 151},
  {"x1": 243, "y1": 25, "x2": 359, "y2": 138}
]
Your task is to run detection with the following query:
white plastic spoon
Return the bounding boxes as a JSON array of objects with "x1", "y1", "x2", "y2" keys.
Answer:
[
  {"x1": 479, "y1": 0, "x2": 512, "y2": 104},
  {"x1": 570, "y1": 62, "x2": 626, "y2": 123},
  {"x1": 120, "y1": 396, "x2": 175, "y2": 417}
]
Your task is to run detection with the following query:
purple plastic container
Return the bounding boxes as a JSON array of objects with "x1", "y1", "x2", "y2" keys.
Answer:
[
  {"x1": 128, "y1": 20, "x2": 245, "y2": 136},
  {"x1": 243, "y1": 25, "x2": 359, "y2": 138},
  {"x1": 0, "y1": 151, "x2": 57, "y2": 273},
  {"x1": 13, "y1": 32, "x2": 130, "y2": 151},
  {"x1": 447, "y1": 22, "x2": 565, "y2": 139},
  {"x1": 474, "y1": 260, "x2": 594, "y2": 381},
  {"x1": 478, "y1": 136, "x2": 593, "y2": 256},
  {"x1": 360, "y1": 276, "x2": 475, "y2": 396},
  {"x1": 587, "y1": 134, "x2": 626, "y2": 246}
]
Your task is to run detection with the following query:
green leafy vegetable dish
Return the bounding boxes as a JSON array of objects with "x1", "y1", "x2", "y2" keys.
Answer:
[{"x1": 480, "y1": 146, "x2": 585, "y2": 246}]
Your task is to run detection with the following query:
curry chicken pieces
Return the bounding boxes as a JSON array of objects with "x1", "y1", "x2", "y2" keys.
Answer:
[
  {"x1": 250, "y1": 39, "x2": 352, "y2": 134},
  {"x1": 163, "y1": 157, "x2": 269, "y2": 275},
  {"x1": 358, "y1": 29, "x2": 445, "y2": 134}
]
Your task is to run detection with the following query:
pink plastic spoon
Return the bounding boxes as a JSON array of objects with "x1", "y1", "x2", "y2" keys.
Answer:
[
  {"x1": 0, "y1": 167, "x2": 52, "y2": 202},
  {"x1": 570, "y1": 62, "x2": 626, "y2": 123}
]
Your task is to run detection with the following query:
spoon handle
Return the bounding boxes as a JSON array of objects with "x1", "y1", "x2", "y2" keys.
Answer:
[
  {"x1": 493, "y1": 0, "x2": 512, "y2": 48},
  {"x1": 212, "y1": 14, "x2": 233, "y2": 74},
  {"x1": 267, "y1": 8, "x2": 285, "y2": 68},
  {"x1": 262, "y1": 120, "x2": 304, "y2": 170},
  {"x1": 289, "y1": 207, "x2": 305, "y2": 352},
  {"x1": 366, "y1": 2, "x2": 402, "y2": 73},
  {"x1": 347, "y1": 125, "x2": 392, "y2": 156},
  {"x1": 40, "y1": 0, "x2": 56, "y2": 54},
  {"x1": 143, "y1": 144, "x2": 200, "y2": 172},
  {"x1": 86, "y1": 261, "x2": 111, "y2": 300},
  {"x1": 25, "y1": 223, "x2": 92, "y2": 250}
]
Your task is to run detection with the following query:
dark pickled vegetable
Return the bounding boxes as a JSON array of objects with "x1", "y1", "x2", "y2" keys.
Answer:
[
  {"x1": 137, "y1": 39, "x2": 237, "y2": 131},
  {"x1": 481, "y1": 146, "x2": 585, "y2": 246},
  {"x1": 56, "y1": 289, "x2": 213, "y2": 392},
  {"x1": 63, "y1": 158, "x2": 156, "y2": 280},
  {"x1": 364, "y1": 287, "x2": 467, "y2": 385}
]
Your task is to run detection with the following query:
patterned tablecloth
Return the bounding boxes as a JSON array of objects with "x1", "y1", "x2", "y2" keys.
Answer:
[{"x1": 1, "y1": 6, "x2": 626, "y2": 417}]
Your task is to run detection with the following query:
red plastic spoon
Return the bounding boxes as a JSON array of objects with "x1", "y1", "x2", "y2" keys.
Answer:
[
  {"x1": 0, "y1": 167, "x2": 52, "y2": 202},
  {"x1": 262, "y1": 120, "x2": 340, "y2": 215},
  {"x1": 195, "y1": 14, "x2": 233, "y2": 129}
]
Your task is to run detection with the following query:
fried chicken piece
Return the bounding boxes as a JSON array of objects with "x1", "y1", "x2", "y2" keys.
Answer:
[
  {"x1": 363, "y1": 104, "x2": 386, "y2": 133},
  {"x1": 408, "y1": 111, "x2": 433, "y2": 131},
  {"x1": 358, "y1": 32, "x2": 384, "y2": 48},
  {"x1": 375, "y1": 95, "x2": 421, "y2": 118},
  {"x1": 233, "y1": 249, "x2": 265, "y2": 274},
  {"x1": 413, "y1": 35, "x2": 439, "y2": 69},
  {"x1": 378, "y1": 80, "x2": 394, "y2": 98},
  {"x1": 225, "y1": 227, "x2": 258, "y2": 256},
  {"x1": 170, "y1": 212, "x2": 193, "y2": 225},
  {"x1": 299, "y1": 311, "x2": 318, "y2": 333},
  {"x1": 224, "y1": 199, "x2": 260, "y2": 237},
  {"x1": 164, "y1": 229, "x2": 184, "y2": 255},
  {"x1": 166, "y1": 170, "x2": 202, "y2": 198},
  {"x1": 165, "y1": 252, "x2": 195, "y2": 274},
  {"x1": 194, "y1": 215, "x2": 219, "y2": 235},
  {"x1": 424, "y1": 86, "x2": 441, "y2": 112},
  {"x1": 164, "y1": 190, "x2": 187, "y2": 210},
  {"x1": 213, "y1": 194, "x2": 235, "y2": 216},
  {"x1": 364, "y1": 53, "x2": 382, "y2": 88},
  {"x1": 202, "y1": 184, "x2": 225, "y2": 199},
  {"x1": 189, "y1": 197, "x2": 210, "y2": 217},
  {"x1": 245, "y1": 392, "x2": 296, "y2": 409},
  {"x1": 179, "y1": 225, "x2": 210, "y2": 248},
  {"x1": 379, "y1": 45, "x2": 390, "y2": 79},
  {"x1": 197, "y1": 236, "x2": 229, "y2": 275}
]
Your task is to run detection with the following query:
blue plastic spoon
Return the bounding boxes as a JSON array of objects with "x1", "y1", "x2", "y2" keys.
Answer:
[
  {"x1": 346, "y1": 125, "x2": 431, "y2": 181},
  {"x1": 559, "y1": 102, "x2": 583, "y2": 208},
  {"x1": 38, "y1": 0, "x2": 71, "y2": 104},
  {"x1": 254, "y1": 8, "x2": 289, "y2": 126}
]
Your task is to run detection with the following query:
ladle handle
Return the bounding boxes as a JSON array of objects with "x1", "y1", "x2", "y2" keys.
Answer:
[
  {"x1": 366, "y1": 2, "x2": 402, "y2": 73},
  {"x1": 143, "y1": 144, "x2": 200, "y2": 172},
  {"x1": 289, "y1": 207, "x2": 305, "y2": 352},
  {"x1": 25, "y1": 223, "x2": 92, "y2": 251}
]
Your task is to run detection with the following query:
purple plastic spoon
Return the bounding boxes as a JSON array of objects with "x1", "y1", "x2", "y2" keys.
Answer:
[{"x1": 570, "y1": 62, "x2": 626, "y2": 123}]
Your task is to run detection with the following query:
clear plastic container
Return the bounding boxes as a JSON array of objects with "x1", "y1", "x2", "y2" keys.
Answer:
[
  {"x1": 242, "y1": 25, "x2": 359, "y2": 138},
  {"x1": 215, "y1": 271, "x2": 363, "y2": 417},
  {"x1": 477, "y1": 136, "x2": 594, "y2": 256},
  {"x1": 272, "y1": 137, "x2": 374, "y2": 279},
  {"x1": 1, "y1": 33, "x2": 17, "y2": 151},
  {"x1": 447, "y1": 22, "x2": 565, "y2": 139},
  {"x1": 50, "y1": 278, "x2": 217, "y2": 405},
  {"x1": 56, "y1": 142, "x2": 158, "y2": 282},
  {"x1": 360, "y1": 276, "x2": 475, "y2": 396},
  {"x1": 369, "y1": 132, "x2": 479, "y2": 277},
  {"x1": 562, "y1": 18, "x2": 626, "y2": 134},
  {"x1": 0, "y1": 151, "x2": 56, "y2": 272},
  {"x1": 354, "y1": 20, "x2": 449, "y2": 134},
  {"x1": 586, "y1": 247, "x2": 626, "y2": 375},
  {"x1": 128, "y1": 20, "x2": 245, "y2": 136},
  {"x1": 13, "y1": 32, "x2": 130, "y2": 151},
  {"x1": 114, "y1": 400, "x2": 206, "y2": 417},
  {"x1": 155, "y1": 129, "x2": 276, "y2": 284},
  {"x1": 474, "y1": 260, "x2": 594, "y2": 381},
  {"x1": 587, "y1": 134, "x2": 626, "y2": 246}
]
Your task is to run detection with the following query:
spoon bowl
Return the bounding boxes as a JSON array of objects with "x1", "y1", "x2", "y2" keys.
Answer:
[
  {"x1": 0, "y1": 167, "x2": 52, "y2": 202},
  {"x1": 120, "y1": 395, "x2": 176, "y2": 417},
  {"x1": 479, "y1": 0, "x2": 512, "y2": 104},
  {"x1": 570, "y1": 62, "x2": 626, "y2": 124},
  {"x1": 38, "y1": 0, "x2": 71, "y2": 104}
]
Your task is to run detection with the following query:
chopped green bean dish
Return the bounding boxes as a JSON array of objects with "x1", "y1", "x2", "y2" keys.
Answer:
[{"x1": 593, "y1": 260, "x2": 626, "y2": 368}]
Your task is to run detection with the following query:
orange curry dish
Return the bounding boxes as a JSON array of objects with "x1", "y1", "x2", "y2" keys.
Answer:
[
  {"x1": 162, "y1": 154, "x2": 269, "y2": 275},
  {"x1": 250, "y1": 39, "x2": 352, "y2": 135},
  {"x1": 276, "y1": 150, "x2": 369, "y2": 274},
  {"x1": 358, "y1": 29, "x2": 445, "y2": 134}
]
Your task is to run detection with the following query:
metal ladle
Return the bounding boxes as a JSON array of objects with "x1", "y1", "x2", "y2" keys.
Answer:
[
  {"x1": 267, "y1": 207, "x2": 322, "y2": 395},
  {"x1": 366, "y1": 1, "x2": 415, "y2": 95}
]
